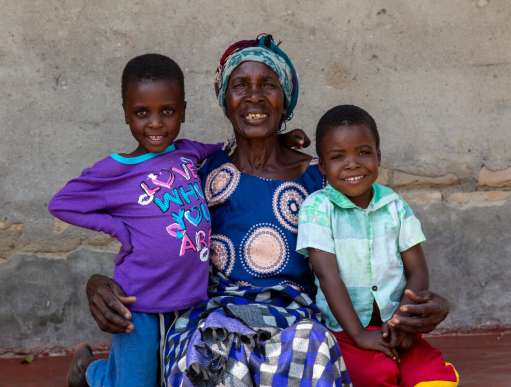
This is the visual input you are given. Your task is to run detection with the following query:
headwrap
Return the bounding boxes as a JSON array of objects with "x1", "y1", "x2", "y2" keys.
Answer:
[{"x1": 214, "y1": 34, "x2": 299, "y2": 122}]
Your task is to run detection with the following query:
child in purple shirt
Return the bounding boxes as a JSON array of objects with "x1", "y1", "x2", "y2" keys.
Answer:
[{"x1": 48, "y1": 54, "x2": 221, "y2": 387}]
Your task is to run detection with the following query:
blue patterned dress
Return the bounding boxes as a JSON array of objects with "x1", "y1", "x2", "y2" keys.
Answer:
[{"x1": 163, "y1": 150, "x2": 352, "y2": 386}]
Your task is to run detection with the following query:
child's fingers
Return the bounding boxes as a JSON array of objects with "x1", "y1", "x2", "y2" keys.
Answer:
[
  {"x1": 387, "y1": 314, "x2": 399, "y2": 328},
  {"x1": 382, "y1": 323, "x2": 390, "y2": 339},
  {"x1": 388, "y1": 327, "x2": 400, "y2": 348},
  {"x1": 391, "y1": 347, "x2": 400, "y2": 362},
  {"x1": 378, "y1": 343, "x2": 398, "y2": 361},
  {"x1": 296, "y1": 134, "x2": 311, "y2": 148}
]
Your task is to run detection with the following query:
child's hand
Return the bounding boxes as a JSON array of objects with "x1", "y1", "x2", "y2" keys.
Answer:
[
  {"x1": 353, "y1": 329, "x2": 399, "y2": 361},
  {"x1": 278, "y1": 128, "x2": 311, "y2": 149},
  {"x1": 382, "y1": 322, "x2": 416, "y2": 351}
]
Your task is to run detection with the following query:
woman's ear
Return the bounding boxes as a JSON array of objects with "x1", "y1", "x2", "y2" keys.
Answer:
[{"x1": 377, "y1": 149, "x2": 382, "y2": 165}]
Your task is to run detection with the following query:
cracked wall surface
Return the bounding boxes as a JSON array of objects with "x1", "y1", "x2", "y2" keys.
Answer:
[{"x1": 1, "y1": 0, "x2": 510, "y2": 350}]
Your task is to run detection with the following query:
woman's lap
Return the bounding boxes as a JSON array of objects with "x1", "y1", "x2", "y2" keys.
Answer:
[{"x1": 163, "y1": 278, "x2": 352, "y2": 386}]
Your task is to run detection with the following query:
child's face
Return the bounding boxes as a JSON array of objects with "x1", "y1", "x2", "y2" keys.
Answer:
[
  {"x1": 319, "y1": 124, "x2": 380, "y2": 208},
  {"x1": 123, "y1": 79, "x2": 185, "y2": 155}
]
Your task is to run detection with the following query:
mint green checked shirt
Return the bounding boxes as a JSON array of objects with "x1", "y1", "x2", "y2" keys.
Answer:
[{"x1": 296, "y1": 183, "x2": 426, "y2": 332}]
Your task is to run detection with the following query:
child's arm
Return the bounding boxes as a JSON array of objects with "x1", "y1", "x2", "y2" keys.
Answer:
[
  {"x1": 188, "y1": 128, "x2": 311, "y2": 163},
  {"x1": 186, "y1": 140, "x2": 224, "y2": 163},
  {"x1": 279, "y1": 128, "x2": 311, "y2": 149},
  {"x1": 383, "y1": 244, "x2": 429, "y2": 350},
  {"x1": 48, "y1": 168, "x2": 132, "y2": 257},
  {"x1": 309, "y1": 247, "x2": 398, "y2": 359},
  {"x1": 400, "y1": 244, "x2": 429, "y2": 308}
]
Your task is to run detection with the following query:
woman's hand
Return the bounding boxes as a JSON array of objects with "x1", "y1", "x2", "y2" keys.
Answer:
[
  {"x1": 353, "y1": 329, "x2": 399, "y2": 360},
  {"x1": 387, "y1": 289, "x2": 449, "y2": 334},
  {"x1": 279, "y1": 128, "x2": 311, "y2": 149},
  {"x1": 86, "y1": 274, "x2": 136, "y2": 333}
]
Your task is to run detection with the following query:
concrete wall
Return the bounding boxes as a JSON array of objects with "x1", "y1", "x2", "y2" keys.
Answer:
[{"x1": 1, "y1": 0, "x2": 510, "y2": 351}]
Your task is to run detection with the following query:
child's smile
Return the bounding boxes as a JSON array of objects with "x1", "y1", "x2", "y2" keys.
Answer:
[
  {"x1": 319, "y1": 124, "x2": 380, "y2": 208},
  {"x1": 123, "y1": 79, "x2": 186, "y2": 156}
]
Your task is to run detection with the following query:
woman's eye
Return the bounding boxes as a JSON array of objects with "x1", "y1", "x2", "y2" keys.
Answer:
[
  {"x1": 264, "y1": 82, "x2": 277, "y2": 89},
  {"x1": 135, "y1": 110, "x2": 147, "y2": 118},
  {"x1": 162, "y1": 108, "x2": 174, "y2": 116},
  {"x1": 359, "y1": 150, "x2": 371, "y2": 156}
]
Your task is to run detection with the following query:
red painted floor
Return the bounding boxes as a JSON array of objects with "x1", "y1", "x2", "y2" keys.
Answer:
[{"x1": 0, "y1": 332, "x2": 509, "y2": 386}]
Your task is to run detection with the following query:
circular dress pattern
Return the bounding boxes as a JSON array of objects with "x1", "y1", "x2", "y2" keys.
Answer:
[
  {"x1": 210, "y1": 234, "x2": 236, "y2": 276},
  {"x1": 204, "y1": 163, "x2": 240, "y2": 206},
  {"x1": 240, "y1": 223, "x2": 289, "y2": 278},
  {"x1": 272, "y1": 182, "x2": 309, "y2": 233}
]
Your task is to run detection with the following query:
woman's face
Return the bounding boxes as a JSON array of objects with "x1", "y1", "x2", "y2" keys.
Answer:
[{"x1": 225, "y1": 61, "x2": 285, "y2": 140}]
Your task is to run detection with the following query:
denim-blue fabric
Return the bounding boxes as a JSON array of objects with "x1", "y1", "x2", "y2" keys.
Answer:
[{"x1": 86, "y1": 311, "x2": 174, "y2": 387}]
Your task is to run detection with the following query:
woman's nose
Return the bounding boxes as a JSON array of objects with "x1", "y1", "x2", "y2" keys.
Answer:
[{"x1": 246, "y1": 84, "x2": 264, "y2": 102}]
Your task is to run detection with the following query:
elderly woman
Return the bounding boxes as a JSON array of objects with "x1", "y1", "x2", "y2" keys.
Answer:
[
  {"x1": 86, "y1": 34, "x2": 449, "y2": 386},
  {"x1": 162, "y1": 34, "x2": 350, "y2": 386}
]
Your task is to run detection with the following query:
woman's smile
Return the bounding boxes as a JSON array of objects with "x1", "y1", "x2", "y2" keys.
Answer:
[{"x1": 243, "y1": 111, "x2": 269, "y2": 125}]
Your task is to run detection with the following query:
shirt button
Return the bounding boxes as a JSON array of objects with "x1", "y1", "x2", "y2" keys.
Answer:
[{"x1": 371, "y1": 285, "x2": 378, "y2": 291}]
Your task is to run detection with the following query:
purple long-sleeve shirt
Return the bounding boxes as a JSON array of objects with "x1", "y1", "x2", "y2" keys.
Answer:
[{"x1": 48, "y1": 139, "x2": 222, "y2": 313}]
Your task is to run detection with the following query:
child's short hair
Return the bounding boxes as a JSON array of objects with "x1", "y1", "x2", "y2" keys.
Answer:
[
  {"x1": 121, "y1": 53, "x2": 185, "y2": 101},
  {"x1": 316, "y1": 104, "x2": 380, "y2": 156}
]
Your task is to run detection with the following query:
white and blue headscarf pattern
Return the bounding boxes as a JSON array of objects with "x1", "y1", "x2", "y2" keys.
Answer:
[{"x1": 215, "y1": 35, "x2": 299, "y2": 122}]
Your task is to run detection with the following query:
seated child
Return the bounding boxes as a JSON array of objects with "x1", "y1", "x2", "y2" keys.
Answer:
[
  {"x1": 48, "y1": 54, "x2": 223, "y2": 387},
  {"x1": 296, "y1": 105, "x2": 459, "y2": 387}
]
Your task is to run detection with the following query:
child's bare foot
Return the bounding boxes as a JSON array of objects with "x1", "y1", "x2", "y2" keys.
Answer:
[{"x1": 67, "y1": 343, "x2": 94, "y2": 387}]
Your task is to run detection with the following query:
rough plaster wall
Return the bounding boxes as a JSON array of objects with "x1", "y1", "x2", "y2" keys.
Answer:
[{"x1": 1, "y1": 0, "x2": 510, "y2": 350}]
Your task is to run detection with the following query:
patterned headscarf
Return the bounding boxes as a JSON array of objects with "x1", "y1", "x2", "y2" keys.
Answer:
[{"x1": 215, "y1": 34, "x2": 299, "y2": 122}]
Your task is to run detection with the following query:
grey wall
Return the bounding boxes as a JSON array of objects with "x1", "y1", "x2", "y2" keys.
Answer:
[{"x1": 1, "y1": 0, "x2": 510, "y2": 351}]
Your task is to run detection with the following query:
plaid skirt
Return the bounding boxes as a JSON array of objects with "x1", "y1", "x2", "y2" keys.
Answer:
[{"x1": 163, "y1": 273, "x2": 352, "y2": 386}]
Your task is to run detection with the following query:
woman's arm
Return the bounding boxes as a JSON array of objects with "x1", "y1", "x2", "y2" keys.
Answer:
[{"x1": 309, "y1": 248, "x2": 397, "y2": 359}]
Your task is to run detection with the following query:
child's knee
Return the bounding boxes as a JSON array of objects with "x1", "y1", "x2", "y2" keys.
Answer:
[
  {"x1": 401, "y1": 361, "x2": 459, "y2": 387},
  {"x1": 346, "y1": 354, "x2": 399, "y2": 387}
]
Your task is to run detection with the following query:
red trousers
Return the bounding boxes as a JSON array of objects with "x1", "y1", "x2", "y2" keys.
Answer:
[{"x1": 333, "y1": 327, "x2": 459, "y2": 387}]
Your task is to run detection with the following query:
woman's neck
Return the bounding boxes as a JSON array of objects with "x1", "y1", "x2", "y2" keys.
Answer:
[
  {"x1": 231, "y1": 133, "x2": 312, "y2": 180},
  {"x1": 232, "y1": 135, "x2": 281, "y2": 176}
]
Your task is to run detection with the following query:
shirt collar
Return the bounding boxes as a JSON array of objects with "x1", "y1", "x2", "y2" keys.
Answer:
[
  {"x1": 323, "y1": 183, "x2": 399, "y2": 211},
  {"x1": 111, "y1": 144, "x2": 176, "y2": 165}
]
